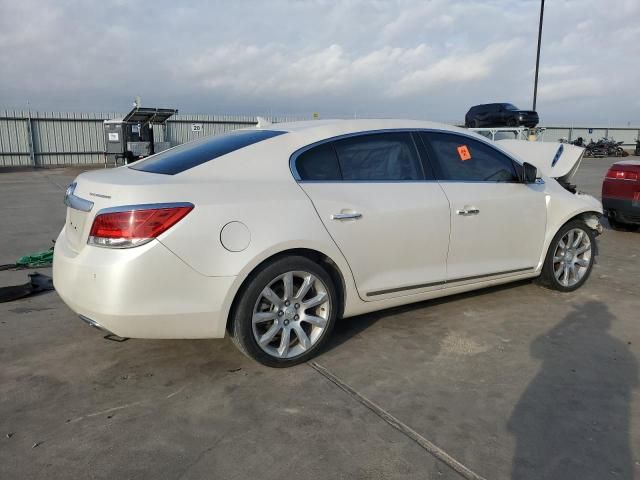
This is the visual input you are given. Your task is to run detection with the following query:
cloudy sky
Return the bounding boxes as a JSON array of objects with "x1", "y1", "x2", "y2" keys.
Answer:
[{"x1": 1, "y1": 0, "x2": 638, "y2": 124}]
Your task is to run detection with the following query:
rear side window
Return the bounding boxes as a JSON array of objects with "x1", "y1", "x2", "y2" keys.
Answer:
[
  {"x1": 333, "y1": 132, "x2": 423, "y2": 181},
  {"x1": 420, "y1": 132, "x2": 518, "y2": 182},
  {"x1": 130, "y1": 129, "x2": 285, "y2": 175},
  {"x1": 296, "y1": 142, "x2": 341, "y2": 181}
]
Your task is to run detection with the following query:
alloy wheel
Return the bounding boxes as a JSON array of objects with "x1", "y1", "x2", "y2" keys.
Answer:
[
  {"x1": 552, "y1": 228, "x2": 592, "y2": 287},
  {"x1": 252, "y1": 271, "x2": 331, "y2": 359}
]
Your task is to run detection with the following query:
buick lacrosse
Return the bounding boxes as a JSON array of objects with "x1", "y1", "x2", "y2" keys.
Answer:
[{"x1": 54, "y1": 119, "x2": 603, "y2": 366}]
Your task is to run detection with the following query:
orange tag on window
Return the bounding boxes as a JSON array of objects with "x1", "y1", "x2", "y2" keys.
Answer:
[{"x1": 457, "y1": 145, "x2": 471, "y2": 161}]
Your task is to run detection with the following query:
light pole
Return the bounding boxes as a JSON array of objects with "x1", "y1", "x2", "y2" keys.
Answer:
[{"x1": 532, "y1": 0, "x2": 545, "y2": 111}]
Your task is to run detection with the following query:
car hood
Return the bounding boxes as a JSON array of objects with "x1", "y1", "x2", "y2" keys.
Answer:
[{"x1": 496, "y1": 139, "x2": 584, "y2": 182}]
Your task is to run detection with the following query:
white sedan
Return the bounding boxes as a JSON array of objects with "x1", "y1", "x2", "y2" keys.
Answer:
[{"x1": 53, "y1": 119, "x2": 603, "y2": 366}]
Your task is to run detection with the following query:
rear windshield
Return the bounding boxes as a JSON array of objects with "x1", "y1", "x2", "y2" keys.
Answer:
[{"x1": 130, "y1": 129, "x2": 286, "y2": 175}]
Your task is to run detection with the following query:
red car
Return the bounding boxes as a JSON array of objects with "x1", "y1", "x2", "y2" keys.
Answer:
[{"x1": 602, "y1": 160, "x2": 640, "y2": 229}]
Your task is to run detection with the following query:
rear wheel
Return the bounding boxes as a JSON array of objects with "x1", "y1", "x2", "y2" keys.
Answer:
[
  {"x1": 537, "y1": 220, "x2": 596, "y2": 292},
  {"x1": 230, "y1": 256, "x2": 337, "y2": 367}
]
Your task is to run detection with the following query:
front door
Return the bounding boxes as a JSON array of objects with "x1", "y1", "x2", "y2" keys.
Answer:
[{"x1": 419, "y1": 131, "x2": 547, "y2": 283}]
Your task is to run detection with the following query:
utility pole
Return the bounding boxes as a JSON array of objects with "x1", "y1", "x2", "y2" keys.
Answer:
[{"x1": 532, "y1": 0, "x2": 545, "y2": 111}]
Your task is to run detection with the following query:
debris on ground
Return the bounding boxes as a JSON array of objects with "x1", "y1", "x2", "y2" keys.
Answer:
[
  {"x1": 0, "y1": 246, "x2": 54, "y2": 271},
  {"x1": 0, "y1": 273, "x2": 54, "y2": 303}
]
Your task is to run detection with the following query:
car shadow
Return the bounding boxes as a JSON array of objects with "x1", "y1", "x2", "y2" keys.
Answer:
[
  {"x1": 325, "y1": 278, "x2": 533, "y2": 353},
  {"x1": 507, "y1": 301, "x2": 638, "y2": 479}
]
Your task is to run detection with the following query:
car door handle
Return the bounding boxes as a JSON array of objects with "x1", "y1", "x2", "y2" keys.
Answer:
[
  {"x1": 331, "y1": 212, "x2": 362, "y2": 220},
  {"x1": 456, "y1": 208, "x2": 480, "y2": 216}
]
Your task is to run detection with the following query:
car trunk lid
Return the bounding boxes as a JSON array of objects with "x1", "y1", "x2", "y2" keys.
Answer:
[{"x1": 62, "y1": 166, "x2": 185, "y2": 252}]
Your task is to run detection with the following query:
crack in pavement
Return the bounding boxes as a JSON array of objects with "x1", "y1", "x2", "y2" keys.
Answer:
[{"x1": 308, "y1": 361, "x2": 488, "y2": 480}]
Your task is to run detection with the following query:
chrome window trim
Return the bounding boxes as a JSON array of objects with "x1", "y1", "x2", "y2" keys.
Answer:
[
  {"x1": 64, "y1": 182, "x2": 94, "y2": 212},
  {"x1": 94, "y1": 202, "x2": 195, "y2": 216},
  {"x1": 289, "y1": 128, "x2": 526, "y2": 183},
  {"x1": 298, "y1": 180, "x2": 438, "y2": 184}
]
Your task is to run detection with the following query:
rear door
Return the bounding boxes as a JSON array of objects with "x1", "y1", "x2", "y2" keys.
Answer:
[
  {"x1": 295, "y1": 132, "x2": 451, "y2": 300},
  {"x1": 419, "y1": 131, "x2": 547, "y2": 283}
]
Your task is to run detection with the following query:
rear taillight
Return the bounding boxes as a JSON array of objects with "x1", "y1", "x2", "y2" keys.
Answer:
[
  {"x1": 606, "y1": 169, "x2": 639, "y2": 181},
  {"x1": 88, "y1": 203, "x2": 193, "y2": 248}
]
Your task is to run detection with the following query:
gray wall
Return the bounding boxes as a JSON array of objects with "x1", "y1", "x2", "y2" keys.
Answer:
[
  {"x1": 539, "y1": 126, "x2": 640, "y2": 146},
  {"x1": 0, "y1": 110, "x2": 305, "y2": 167},
  {"x1": 1, "y1": 109, "x2": 638, "y2": 167}
]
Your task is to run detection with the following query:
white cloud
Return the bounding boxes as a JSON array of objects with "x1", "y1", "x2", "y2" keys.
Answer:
[
  {"x1": 185, "y1": 43, "x2": 441, "y2": 98},
  {"x1": 538, "y1": 78, "x2": 602, "y2": 102},
  {"x1": 538, "y1": 65, "x2": 579, "y2": 77},
  {"x1": 392, "y1": 41, "x2": 521, "y2": 96},
  {"x1": 0, "y1": 0, "x2": 638, "y2": 123}
]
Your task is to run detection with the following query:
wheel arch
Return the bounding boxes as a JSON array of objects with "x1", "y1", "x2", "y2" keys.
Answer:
[
  {"x1": 224, "y1": 247, "x2": 348, "y2": 334},
  {"x1": 540, "y1": 209, "x2": 602, "y2": 269}
]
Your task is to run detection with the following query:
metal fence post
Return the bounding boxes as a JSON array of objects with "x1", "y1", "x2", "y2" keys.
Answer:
[{"x1": 25, "y1": 112, "x2": 36, "y2": 166}]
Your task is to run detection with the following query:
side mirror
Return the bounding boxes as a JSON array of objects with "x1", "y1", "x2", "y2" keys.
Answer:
[{"x1": 523, "y1": 162, "x2": 538, "y2": 183}]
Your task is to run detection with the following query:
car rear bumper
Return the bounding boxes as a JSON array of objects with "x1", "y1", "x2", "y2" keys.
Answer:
[
  {"x1": 53, "y1": 229, "x2": 235, "y2": 339},
  {"x1": 602, "y1": 196, "x2": 640, "y2": 224}
]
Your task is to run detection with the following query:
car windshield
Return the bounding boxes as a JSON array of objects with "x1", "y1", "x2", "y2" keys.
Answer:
[
  {"x1": 504, "y1": 104, "x2": 519, "y2": 111},
  {"x1": 130, "y1": 129, "x2": 286, "y2": 175}
]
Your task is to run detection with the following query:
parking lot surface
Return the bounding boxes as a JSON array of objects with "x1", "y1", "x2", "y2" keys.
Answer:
[{"x1": 1, "y1": 158, "x2": 638, "y2": 479}]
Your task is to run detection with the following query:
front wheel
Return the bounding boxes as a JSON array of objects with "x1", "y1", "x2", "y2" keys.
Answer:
[
  {"x1": 230, "y1": 256, "x2": 337, "y2": 367},
  {"x1": 537, "y1": 220, "x2": 596, "y2": 292}
]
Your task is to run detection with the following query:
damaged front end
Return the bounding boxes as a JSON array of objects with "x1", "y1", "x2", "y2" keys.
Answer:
[
  {"x1": 497, "y1": 139, "x2": 604, "y2": 236},
  {"x1": 497, "y1": 139, "x2": 585, "y2": 186}
]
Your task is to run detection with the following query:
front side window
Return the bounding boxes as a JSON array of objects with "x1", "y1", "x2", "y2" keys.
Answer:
[
  {"x1": 420, "y1": 132, "x2": 519, "y2": 182},
  {"x1": 333, "y1": 132, "x2": 423, "y2": 181}
]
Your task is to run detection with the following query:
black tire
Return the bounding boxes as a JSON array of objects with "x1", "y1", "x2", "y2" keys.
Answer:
[
  {"x1": 507, "y1": 118, "x2": 518, "y2": 127},
  {"x1": 537, "y1": 220, "x2": 596, "y2": 292},
  {"x1": 608, "y1": 215, "x2": 639, "y2": 231},
  {"x1": 473, "y1": 119, "x2": 481, "y2": 128},
  {"x1": 607, "y1": 215, "x2": 626, "y2": 230},
  {"x1": 229, "y1": 255, "x2": 338, "y2": 367}
]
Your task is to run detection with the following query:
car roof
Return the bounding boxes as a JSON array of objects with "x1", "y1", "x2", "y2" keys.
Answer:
[
  {"x1": 236, "y1": 118, "x2": 501, "y2": 158},
  {"x1": 476, "y1": 103, "x2": 505, "y2": 107},
  {"x1": 175, "y1": 118, "x2": 515, "y2": 180},
  {"x1": 250, "y1": 118, "x2": 471, "y2": 139}
]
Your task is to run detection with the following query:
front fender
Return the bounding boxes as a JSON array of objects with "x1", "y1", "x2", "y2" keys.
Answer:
[{"x1": 536, "y1": 184, "x2": 603, "y2": 270}]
